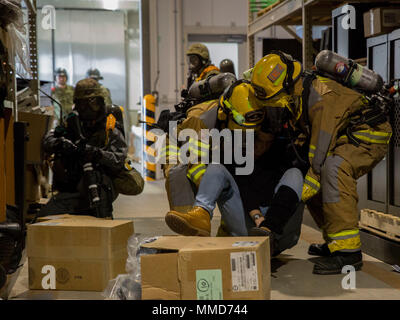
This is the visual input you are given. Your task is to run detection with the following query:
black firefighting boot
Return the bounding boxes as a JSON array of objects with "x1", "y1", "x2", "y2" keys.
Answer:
[
  {"x1": 312, "y1": 251, "x2": 363, "y2": 275},
  {"x1": 249, "y1": 185, "x2": 300, "y2": 256},
  {"x1": 308, "y1": 243, "x2": 332, "y2": 257},
  {"x1": 248, "y1": 223, "x2": 276, "y2": 256},
  {"x1": 256, "y1": 185, "x2": 300, "y2": 235}
]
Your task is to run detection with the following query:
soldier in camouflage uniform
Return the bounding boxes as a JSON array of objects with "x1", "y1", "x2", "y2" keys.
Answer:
[
  {"x1": 51, "y1": 68, "x2": 75, "y2": 123},
  {"x1": 86, "y1": 68, "x2": 113, "y2": 108},
  {"x1": 40, "y1": 78, "x2": 143, "y2": 218},
  {"x1": 186, "y1": 43, "x2": 220, "y2": 90}
]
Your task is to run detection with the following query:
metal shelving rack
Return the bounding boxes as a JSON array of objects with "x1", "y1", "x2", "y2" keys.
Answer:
[
  {"x1": 247, "y1": 0, "x2": 400, "y2": 69},
  {"x1": 26, "y1": 0, "x2": 39, "y2": 107},
  {"x1": 0, "y1": 0, "x2": 38, "y2": 299}
]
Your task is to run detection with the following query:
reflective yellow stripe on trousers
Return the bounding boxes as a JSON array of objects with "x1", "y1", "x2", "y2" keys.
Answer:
[
  {"x1": 187, "y1": 164, "x2": 207, "y2": 184},
  {"x1": 328, "y1": 229, "x2": 361, "y2": 253},
  {"x1": 304, "y1": 174, "x2": 320, "y2": 192}
]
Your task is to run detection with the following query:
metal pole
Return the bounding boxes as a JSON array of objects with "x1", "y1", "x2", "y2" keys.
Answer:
[
  {"x1": 28, "y1": 0, "x2": 40, "y2": 107},
  {"x1": 302, "y1": 0, "x2": 313, "y2": 70},
  {"x1": 248, "y1": 0, "x2": 255, "y2": 68}
]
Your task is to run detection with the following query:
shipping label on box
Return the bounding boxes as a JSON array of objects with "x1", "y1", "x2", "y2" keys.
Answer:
[{"x1": 141, "y1": 236, "x2": 271, "y2": 300}]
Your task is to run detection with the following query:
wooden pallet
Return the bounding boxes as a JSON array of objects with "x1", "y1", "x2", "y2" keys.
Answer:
[
  {"x1": 359, "y1": 209, "x2": 400, "y2": 242},
  {"x1": 257, "y1": 0, "x2": 284, "y2": 17}
]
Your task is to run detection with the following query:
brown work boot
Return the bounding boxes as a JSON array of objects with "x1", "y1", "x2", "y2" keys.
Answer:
[{"x1": 165, "y1": 207, "x2": 211, "y2": 237}]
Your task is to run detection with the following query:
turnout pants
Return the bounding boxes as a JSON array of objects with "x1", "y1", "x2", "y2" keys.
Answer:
[{"x1": 307, "y1": 130, "x2": 390, "y2": 253}]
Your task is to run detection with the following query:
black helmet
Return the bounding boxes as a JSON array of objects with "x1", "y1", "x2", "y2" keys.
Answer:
[
  {"x1": 219, "y1": 59, "x2": 235, "y2": 75},
  {"x1": 55, "y1": 68, "x2": 68, "y2": 80},
  {"x1": 86, "y1": 68, "x2": 104, "y2": 81}
]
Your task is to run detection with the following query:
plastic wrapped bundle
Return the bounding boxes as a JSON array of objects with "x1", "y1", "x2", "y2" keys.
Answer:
[
  {"x1": 103, "y1": 274, "x2": 142, "y2": 300},
  {"x1": 126, "y1": 235, "x2": 160, "y2": 280},
  {"x1": 103, "y1": 235, "x2": 159, "y2": 300},
  {"x1": 0, "y1": 0, "x2": 23, "y2": 29}
]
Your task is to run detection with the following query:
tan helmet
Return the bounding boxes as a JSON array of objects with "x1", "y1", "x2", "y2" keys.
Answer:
[
  {"x1": 73, "y1": 78, "x2": 105, "y2": 102},
  {"x1": 186, "y1": 43, "x2": 210, "y2": 62}
]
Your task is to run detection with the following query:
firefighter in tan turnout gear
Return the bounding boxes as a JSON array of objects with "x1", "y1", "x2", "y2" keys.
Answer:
[
  {"x1": 249, "y1": 51, "x2": 392, "y2": 274},
  {"x1": 161, "y1": 81, "x2": 267, "y2": 236}
]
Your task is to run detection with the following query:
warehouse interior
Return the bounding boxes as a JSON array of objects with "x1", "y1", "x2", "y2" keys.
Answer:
[{"x1": 1, "y1": 0, "x2": 400, "y2": 301}]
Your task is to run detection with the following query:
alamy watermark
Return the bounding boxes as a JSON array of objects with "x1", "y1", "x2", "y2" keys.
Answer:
[
  {"x1": 41, "y1": 5, "x2": 56, "y2": 30},
  {"x1": 147, "y1": 121, "x2": 255, "y2": 176},
  {"x1": 341, "y1": 265, "x2": 356, "y2": 290},
  {"x1": 341, "y1": 5, "x2": 356, "y2": 30}
]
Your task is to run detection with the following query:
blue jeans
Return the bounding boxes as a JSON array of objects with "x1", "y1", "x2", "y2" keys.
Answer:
[
  {"x1": 194, "y1": 164, "x2": 248, "y2": 236},
  {"x1": 194, "y1": 164, "x2": 303, "y2": 237}
]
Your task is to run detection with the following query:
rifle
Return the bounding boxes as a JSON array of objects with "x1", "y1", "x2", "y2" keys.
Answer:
[{"x1": 65, "y1": 111, "x2": 108, "y2": 218}]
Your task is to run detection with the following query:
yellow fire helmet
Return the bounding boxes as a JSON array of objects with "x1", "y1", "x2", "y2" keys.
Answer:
[
  {"x1": 219, "y1": 80, "x2": 266, "y2": 130},
  {"x1": 251, "y1": 51, "x2": 302, "y2": 100}
]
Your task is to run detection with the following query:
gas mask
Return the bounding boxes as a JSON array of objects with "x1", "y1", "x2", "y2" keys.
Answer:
[
  {"x1": 74, "y1": 96, "x2": 106, "y2": 129},
  {"x1": 187, "y1": 54, "x2": 203, "y2": 74}
]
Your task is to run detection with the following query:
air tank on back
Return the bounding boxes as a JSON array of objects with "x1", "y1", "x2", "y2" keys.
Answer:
[
  {"x1": 315, "y1": 50, "x2": 383, "y2": 93},
  {"x1": 188, "y1": 72, "x2": 237, "y2": 100}
]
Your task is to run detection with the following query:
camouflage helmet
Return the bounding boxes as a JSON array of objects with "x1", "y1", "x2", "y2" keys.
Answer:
[
  {"x1": 55, "y1": 67, "x2": 68, "y2": 79},
  {"x1": 186, "y1": 43, "x2": 210, "y2": 62},
  {"x1": 86, "y1": 68, "x2": 104, "y2": 80},
  {"x1": 74, "y1": 78, "x2": 105, "y2": 101}
]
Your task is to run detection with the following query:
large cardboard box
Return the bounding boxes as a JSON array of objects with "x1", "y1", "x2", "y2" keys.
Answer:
[
  {"x1": 27, "y1": 219, "x2": 134, "y2": 291},
  {"x1": 141, "y1": 236, "x2": 271, "y2": 300},
  {"x1": 363, "y1": 8, "x2": 400, "y2": 38}
]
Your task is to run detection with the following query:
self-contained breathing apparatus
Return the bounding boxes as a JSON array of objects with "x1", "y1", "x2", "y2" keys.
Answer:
[
  {"x1": 312, "y1": 50, "x2": 398, "y2": 148},
  {"x1": 258, "y1": 50, "x2": 398, "y2": 168},
  {"x1": 147, "y1": 72, "x2": 237, "y2": 133}
]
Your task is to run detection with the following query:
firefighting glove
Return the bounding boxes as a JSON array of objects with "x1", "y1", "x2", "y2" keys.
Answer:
[
  {"x1": 84, "y1": 144, "x2": 101, "y2": 162},
  {"x1": 57, "y1": 137, "x2": 78, "y2": 154},
  {"x1": 302, "y1": 168, "x2": 321, "y2": 202}
]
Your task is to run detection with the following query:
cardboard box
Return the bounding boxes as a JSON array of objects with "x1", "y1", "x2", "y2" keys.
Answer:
[
  {"x1": 25, "y1": 164, "x2": 40, "y2": 203},
  {"x1": 141, "y1": 236, "x2": 271, "y2": 300},
  {"x1": 363, "y1": 8, "x2": 400, "y2": 38},
  {"x1": 36, "y1": 214, "x2": 100, "y2": 223},
  {"x1": 27, "y1": 219, "x2": 134, "y2": 291},
  {"x1": 18, "y1": 109, "x2": 53, "y2": 165}
]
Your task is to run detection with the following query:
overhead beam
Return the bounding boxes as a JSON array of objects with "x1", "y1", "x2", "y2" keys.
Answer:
[
  {"x1": 282, "y1": 25, "x2": 319, "y2": 56},
  {"x1": 248, "y1": 0, "x2": 304, "y2": 36}
]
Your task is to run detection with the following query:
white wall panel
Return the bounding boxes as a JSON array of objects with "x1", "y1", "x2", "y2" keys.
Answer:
[
  {"x1": 183, "y1": 0, "x2": 213, "y2": 27},
  {"x1": 211, "y1": 0, "x2": 248, "y2": 27},
  {"x1": 53, "y1": 10, "x2": 126, "y2": 106}
]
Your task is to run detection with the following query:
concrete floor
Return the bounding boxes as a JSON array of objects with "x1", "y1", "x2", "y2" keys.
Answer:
[{"x1": 7, "y1": 180, "x2": 400, "y2": 300}]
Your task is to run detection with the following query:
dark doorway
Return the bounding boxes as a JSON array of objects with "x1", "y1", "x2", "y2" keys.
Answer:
[{"x1": 263, "y1": 39, "x2": 303, "y2": 62}]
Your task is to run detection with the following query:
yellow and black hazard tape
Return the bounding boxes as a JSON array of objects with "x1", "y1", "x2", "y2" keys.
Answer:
[{"x1": 143, "y1": 94, "x2": 157, "y2": 181}]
